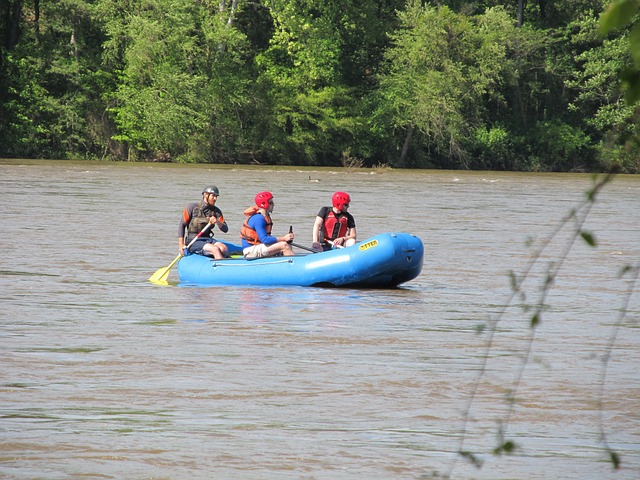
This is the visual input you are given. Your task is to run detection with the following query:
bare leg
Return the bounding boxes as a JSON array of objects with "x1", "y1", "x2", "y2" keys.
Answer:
[
  {"x1": 203, "y1": 243, "x2": 226, "y2": 259},
  {"x1": 216, "y1": 242, "x2": 229, "y2": 257},
  {"x1": 266, "y1": 241, "x2": 294, "y2": 257}
]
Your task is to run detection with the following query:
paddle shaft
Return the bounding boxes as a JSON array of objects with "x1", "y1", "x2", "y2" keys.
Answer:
[
  {"x1": 326, "y1": 239, "x2": 344, "y2": 249},
  {"x1": 288, "y1": 225, "x2": 321, "y2": 253},
  {"x1": 286, "y1": 226, "x2": 345, "y2": 252},
  {"x1": 290, "y1": 241, "x2": 321, "y2": 253},
  {"x1": 149, "y1": 221, "x2": 214, "y2": 284},
  {"x1": 183, "y1": 220, "x2": 214, "y2": 253}
]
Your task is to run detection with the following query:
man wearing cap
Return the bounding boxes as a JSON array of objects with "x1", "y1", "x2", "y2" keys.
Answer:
[{"x1": 178, "y1": 186, "x2": 229, "y2": 259}]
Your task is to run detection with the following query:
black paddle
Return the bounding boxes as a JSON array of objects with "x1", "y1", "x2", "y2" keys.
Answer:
[
  {"x1": 288, "y1": 225, "x2": 321, "y2": 253},
  {"x1": 292, "y1": 242, "x2": 321, "y2": 253}
]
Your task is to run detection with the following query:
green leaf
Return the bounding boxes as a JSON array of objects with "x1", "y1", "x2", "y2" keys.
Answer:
[
  {"x1": 493, "y1": 440, "x2": 517, "y2": 455},
  {"x1": 619, "y1": 265, "x2": 634, "y2": 276},
  {"x1": 599, "y1": 0, "x2": 639, "y2": 36},
  {"x1": 581, "y1": 230, "x2": 597, "y2": 246},
  {"x1": 502, "y1": 440, "x2": 516, "y2": 453},
  {"x1": 531, "y1": 313, "x2": 540, "y2": 327},
  {"x1": 610, "y1": 450, "x2": 621, "y2": 469},
  {"x1": 460, "y1": 450, "x2": 483, "y2": 468}
]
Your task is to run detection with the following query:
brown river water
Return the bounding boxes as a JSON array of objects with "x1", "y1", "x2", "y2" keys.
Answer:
[{"x1": 1, "y1": 159, "x2": 639, "y2": 479}]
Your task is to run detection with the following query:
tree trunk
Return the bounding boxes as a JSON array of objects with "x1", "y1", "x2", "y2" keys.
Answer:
[
  {"x1": 227, "y1": 0, "x2": 238, "y2": 26},
  {"x1": 34, "y1": 0, "x2": 39, "y2": 38},
  {"x1": 5, "y1": 0, "x2": 22, "y2": 49},
  {"x1": 517, "y1": 0, "x2": 525, "y2": 27},
  {"x1": 538, "y1": 0, "x2": 546, "y2": 20},
  {"x1": 399, "y1": 125, "x2": 414, "y2": 167}
]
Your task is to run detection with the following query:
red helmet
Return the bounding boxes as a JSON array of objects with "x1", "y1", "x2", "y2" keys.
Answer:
[
  {"x1": 332, "y1": 191, "x2": 351, "y2": 210},
  {"x1": 255, "y1": 191, "x2": 274, "y2": 209}
]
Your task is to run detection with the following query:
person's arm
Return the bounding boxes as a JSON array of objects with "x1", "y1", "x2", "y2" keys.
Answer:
[
  {"x1": 252, "y1": 215, "x2": 279, "y2": 245},
  {"x1": 345, "y1": 215, "x2": 357, "y2": 242},
  {"x1": 346, "y1": 226, "x2": 357, "y2": 242},
  {"x1": 312, "y1": 215, "x2": 324, "y2": 250},
  {"x1": 178, "y1": 205, "x2": 191, "y2": 253},
  {"x1": 312, "y1": 215, "x2": 324, "y2": 243},
  {"x1": 213, "y1": 207, "x2": 228, "y2": 233}
]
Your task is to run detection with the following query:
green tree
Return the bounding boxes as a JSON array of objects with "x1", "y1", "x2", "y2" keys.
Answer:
[
  {"x1": 1, "y1": 0, "x2": 112, "y2": 158},
  {"x1": 100, "y1": 0, "x2": 256, "y2": 162},
  {"x1": 254, "y1": 0, "x2": 357, "y2": 164},
  {"x1": 566, "y1": 13, "x2": 639, "y2": 172},
  {"x1": 374, "y1": 3, "x2": 518, "y2": 168},
  {"x1": 102, "y1": 0, "x2": 204, "y2": 160},
  {"x1": 597, "y1": 0, "x2": 640, "y2": 172},
  {"x1": 599, "y1": 0, "x2": 640, "y2": 104},
  {"x1": 0, "y1": 0, "x2": 635, "y2": 169}
]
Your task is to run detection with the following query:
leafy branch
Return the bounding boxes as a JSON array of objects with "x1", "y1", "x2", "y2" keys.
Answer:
[
  {"x1": 444, "y1": 169, "x2": 634, "y2": 477},
  {"x1": 597, "y1": 258, "x2": 640, "y2": 470}
]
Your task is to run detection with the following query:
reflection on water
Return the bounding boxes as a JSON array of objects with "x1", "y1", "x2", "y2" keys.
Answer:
[{"x1": 0, "y1": 159, "x2": 639, "y2": 479}]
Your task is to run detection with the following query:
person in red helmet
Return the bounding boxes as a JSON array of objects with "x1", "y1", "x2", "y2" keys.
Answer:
[
  {"x1": 178, "y1": 185, "x2": 229, "y2": 259},
  {"x1": 312, "y1": 191, "x2": 357, "y2": 251},
  {"x1": 240, "y1": 191, "x2": 295, "y2": 258}
]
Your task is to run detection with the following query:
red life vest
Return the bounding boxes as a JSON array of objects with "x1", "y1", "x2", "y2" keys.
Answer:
[
  {"x1": 322, "y1": 209, "x2": 349, "y2": 241},
  {"x1": 240, "y1": 206, "x2": 273, "y2": 245}
]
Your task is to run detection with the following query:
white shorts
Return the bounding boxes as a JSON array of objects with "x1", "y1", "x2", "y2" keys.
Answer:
[{"x1": 243, "y1": 244, "x2": 270, "y2": 258}]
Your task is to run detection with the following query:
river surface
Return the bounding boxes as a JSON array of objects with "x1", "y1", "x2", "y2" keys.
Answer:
[{"x1": 1, "y1": 159, "x2": 639, "y2": 479}]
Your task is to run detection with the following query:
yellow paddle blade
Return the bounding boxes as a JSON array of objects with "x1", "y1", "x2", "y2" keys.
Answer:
[
  {"x1": 148, "y1": 267, "x2": 171, "y2": 285},
  {"x1": 148, "y1": 254, "x2": 182, "y2": 285}
]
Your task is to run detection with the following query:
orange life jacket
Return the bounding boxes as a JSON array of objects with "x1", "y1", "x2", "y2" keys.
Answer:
[
  {"x1": 322, "y1": 209, "x2": 349, "y2": 241},
  {"x1": 240, "y1": 206, "x2": 273, "y2": 245}
]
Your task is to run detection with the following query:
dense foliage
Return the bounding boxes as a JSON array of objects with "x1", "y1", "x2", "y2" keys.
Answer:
[{"x1": 1, "y1": 0, "x2": 638, "y2": 171}]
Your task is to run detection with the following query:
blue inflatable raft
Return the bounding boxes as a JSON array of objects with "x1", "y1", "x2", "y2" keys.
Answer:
[{"x1": 177, "y1": 232, "x2": 424, "y2": 288}]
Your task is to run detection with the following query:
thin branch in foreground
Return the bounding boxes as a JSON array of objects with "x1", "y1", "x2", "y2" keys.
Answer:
[{"x1": 444, "y1": 172, "x2": 620, "y2": 478}]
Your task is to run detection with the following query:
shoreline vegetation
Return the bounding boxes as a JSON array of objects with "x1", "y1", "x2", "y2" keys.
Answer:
[{"x1": 1, "y1": 1, "x2": 639, "y2": 173}]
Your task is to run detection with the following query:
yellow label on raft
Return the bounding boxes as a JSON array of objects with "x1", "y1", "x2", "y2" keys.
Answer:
[{"x1": 359, "y1": 239, "x2": 379, "y2": 251}]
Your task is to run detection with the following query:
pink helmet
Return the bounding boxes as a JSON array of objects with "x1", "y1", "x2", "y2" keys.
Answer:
[
  {"x1": 332, "y1": 191, "x2": 351, "y2": 210},
  {"x1": 255, "y1": 191, "x2": 274, "y2": 209}
]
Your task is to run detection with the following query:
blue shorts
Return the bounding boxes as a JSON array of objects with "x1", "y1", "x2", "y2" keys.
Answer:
[{"x1": 188, "y1": 238, "x2": 218, "y2": 255}]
